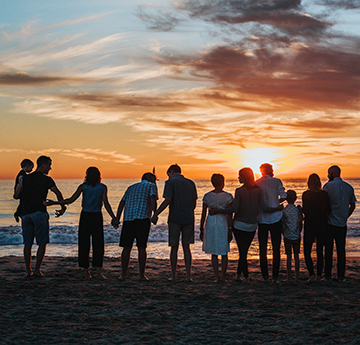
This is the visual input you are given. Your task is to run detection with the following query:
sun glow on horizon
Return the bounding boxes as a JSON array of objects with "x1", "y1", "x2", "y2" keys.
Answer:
[{"x1": 224, "y1": 146, "x2": 298, "y2": 177}]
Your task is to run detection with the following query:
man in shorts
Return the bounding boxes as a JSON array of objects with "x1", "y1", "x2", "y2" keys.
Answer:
[
  {"x1": 14, "y1": 156, "x2": 66, "y2": 277},
  {"x1": 152, "y1": 164, "x2": 197, "y2": 282},
  {"x1": 113, "y1": 172, "x2": 158, "y2": 281}
]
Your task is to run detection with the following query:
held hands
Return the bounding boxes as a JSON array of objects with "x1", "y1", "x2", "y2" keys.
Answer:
[
  {"x1": 55, "y1": 206, "x2": 67, "y2": 218},
  {"x1": 151, "y1": 215, "x2": 158, "y2": 225},
  {"x1": 111, "y1": 218, "x2": 119, "y2": 229}
]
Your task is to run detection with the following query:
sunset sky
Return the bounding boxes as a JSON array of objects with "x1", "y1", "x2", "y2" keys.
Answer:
[{"x1": 1, "y1": 0, "x2": 359, "y2": 180}]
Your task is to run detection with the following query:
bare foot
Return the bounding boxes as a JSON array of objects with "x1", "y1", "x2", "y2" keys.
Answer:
[
  {"x1": 168, "y1": 277, "x2": 176, "y2": 283},
  {"x1": 26, "y1": 270, "x2": 33, "y2": 277},
  {"x1": 33, "y1": 270, "x2": 44, "y2": 277},
  {"x1": 307, "y1": 275, "x2": 315, "y2": 283},
  {"x1": 139, "y1": 275, "x2": 149, "y2": 281},
  {"x1": 235, "y1": 274, "x2": 242, "y2": 282},
  {"x1": 185, "y1": 277, "x2": 193, "y2": 283},
  {"x1": 83, "y1": 269, "x2": 92, "y2": 279},
  {"x1": 96, "y1": 274, "x2": 107, "y2": 280}
]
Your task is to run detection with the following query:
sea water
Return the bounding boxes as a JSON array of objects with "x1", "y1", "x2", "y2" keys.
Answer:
[{"x1": 0, "y1": 178, "x2": 359, "y2": 259}]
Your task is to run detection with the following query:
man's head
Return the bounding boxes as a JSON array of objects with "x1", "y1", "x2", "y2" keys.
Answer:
[
  {"x1": 328, "y1": 165, "x2": 341, "y2": 181},
  {"x1": 21, "y1": 159, "x2": 34, "y2": 173},
  {"x1": 36, "y1": 156, "x2": 52, "y2": 175},
  {"x1": 259, "y1": 163, "x2": 274, "y2": 177},
  {"x1": 167, "y1": 164, "x2": 181, "y2": 178},
  {"x1": 211, "y1": 173, "x2": 224, "y2": 189},
  {"x1": 142, "y1": 172, "x2": 156, "y2": 184},
  {"x1": 286, "y1": 190, "x2": 297, "y2": 204}
]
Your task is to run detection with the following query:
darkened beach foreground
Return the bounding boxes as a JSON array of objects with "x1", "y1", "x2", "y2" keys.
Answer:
[{"x1": 1, "y1": 257, "x2": 360, "y2": 344}]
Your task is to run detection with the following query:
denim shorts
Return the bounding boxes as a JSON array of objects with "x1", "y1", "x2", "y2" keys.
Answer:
[{"x1": 21, "y1": 211, "x2": 50, "y2": 245}]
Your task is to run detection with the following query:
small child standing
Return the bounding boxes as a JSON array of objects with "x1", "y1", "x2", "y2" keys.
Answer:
[
  {"x1": 282, "y1": 190, "x2": 303, "y2": 282},
  {"x1": 200, "y1": 174, "x2": 233, "y2": 282},
  {"x1": 13, "y1": 159, "x2": 34, "y2": 222}
]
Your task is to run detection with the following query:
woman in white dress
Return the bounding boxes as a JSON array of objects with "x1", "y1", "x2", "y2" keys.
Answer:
[
  {"x1": 210, "y1": 168, "x2": 261, "y2": 282},
  {"x1": 200, "y1": 174, "x2": 233, "y2": 282}
]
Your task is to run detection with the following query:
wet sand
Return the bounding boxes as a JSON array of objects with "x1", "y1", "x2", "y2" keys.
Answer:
[{"x1": 1, "y1": 256, "x2": 360, "y2": 344}]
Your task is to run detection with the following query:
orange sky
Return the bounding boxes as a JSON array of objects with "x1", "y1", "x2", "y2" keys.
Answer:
[{"x1": 1, "y1": 1, "x2": 360, "y2": 180}]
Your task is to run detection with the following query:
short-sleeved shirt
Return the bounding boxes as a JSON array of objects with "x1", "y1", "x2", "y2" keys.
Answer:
[
  {"x1": 122, "y1": 180, "x2": 158, "y2": 221},
  {"x1": 282, "y1": 204, "x2": 302, "y2": 240},
  {"x1": 256, "y1": 175, "x2": 287, "y2": 224},
  {"x1": 82, "y1": 183, "x2": 104, "y2": 213},
  {"x1": 21, "y1": 171, "x2": 56, "y2": 216},
  {"x1": 323, "y1": 177, "x2": 357, "y2": 227},
  {"x1": 163, "y1": 175, "x2": 197, "y2": 225},
  {"x1": 14, "y1": 170, "x2": 26, "y2": 192}
]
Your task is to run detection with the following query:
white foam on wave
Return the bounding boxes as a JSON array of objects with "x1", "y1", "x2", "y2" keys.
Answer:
[
  {"x1": 0, "y1": 223, "x2": 171, "y2": 245},
  {"x1": 1, "y1": 223, "x2": 359, "y2": 246}
]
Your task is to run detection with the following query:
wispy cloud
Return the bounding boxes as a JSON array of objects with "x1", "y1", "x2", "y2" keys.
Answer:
[{"x1": 0, "y1": 147, "x2": 135, "y2": 164}]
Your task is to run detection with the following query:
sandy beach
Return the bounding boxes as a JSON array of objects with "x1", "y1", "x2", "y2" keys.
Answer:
[{"x1": 1, "y1": 256, "x2": 360, "y2": 344}]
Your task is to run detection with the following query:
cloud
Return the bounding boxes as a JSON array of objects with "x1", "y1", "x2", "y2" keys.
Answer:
[
  {"x1": 137, "y1": 6, "x2": 180, "y2": 31},
  {"x1": 155, "y1": 41, "x2": 360, "y2": 111},
  {"x1": 318, "y1": 0, "x2": 360, "y2": 9},
  {"x1": 0, "y1": 12, "x2": 116, "y2": 42},
  {"x1": 139, "y1": 0, "x2": 331, "y2": 38},
  {"x1": 0, "y1": 147, "x2": 135, "y2": 164},
  {"x1": 0, "y1": 72, "x2": 87, "y2": 85},
  {"x1": 58, "y1": 148, "x2": 135, "y2": 164}
]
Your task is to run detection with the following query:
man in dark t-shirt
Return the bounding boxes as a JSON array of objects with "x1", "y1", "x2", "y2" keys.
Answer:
[
  {"x1": 151, "y1": 164, "x2": 197, "y2": 282},
  {"x1": 14, "y1": 155, "x2": 66, "y2": 277}
]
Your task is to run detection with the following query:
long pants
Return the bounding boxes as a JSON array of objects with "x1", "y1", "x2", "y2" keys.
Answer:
[
  {"x1": 233, "y1": 229, "x2": 255, "y2": 278},
  {"x1": 325, "y1": 224, "x2": 347, "y2": 279},
  {"x1": 304, "y1": 238, "x2": 327, "y2": 276},
  {"x1": 78, "y1": 211, "x2": 104, "y2": 268},
  {"x1": 258, "y1": 221, "x2": 282, "y2": 279}
]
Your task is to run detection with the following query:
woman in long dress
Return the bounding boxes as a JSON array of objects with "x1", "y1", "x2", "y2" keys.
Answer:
[
  {"x1": 200, "y1": 174, "x2": 233, "y2": 282},
  {"x1": 302, "y1": 173, "x2": 331, "y2": 282},
  {"x1": 46, "y1": 167, "x2": 116, "y2": 279}
]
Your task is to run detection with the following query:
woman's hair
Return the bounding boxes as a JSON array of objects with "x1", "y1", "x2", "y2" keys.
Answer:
[
  {"x1": 84, "y1": 167, "x2": 101, "y2": 186},
  {"x1": 307, "y1": 173, "x2": 321, "y2": 190},
  {"x1": 211, "y1": 173, "x2": 224, "y2": 188},
  {"x1": 239, "y1": 167, "x2": 258, "y2": 189}
]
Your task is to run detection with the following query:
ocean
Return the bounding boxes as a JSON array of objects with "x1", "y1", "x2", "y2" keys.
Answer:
[{"x1": 0, "y1": 178, "x2": 359, "y2": 259}]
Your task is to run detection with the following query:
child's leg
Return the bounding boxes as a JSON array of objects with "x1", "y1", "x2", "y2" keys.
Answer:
[
  {"x1": 220, "y1": 254, "x2": 228, "y2": 281},
  {"x1": 294, "y1": 253, "x2": 300, "y2": 280},
  {"x1": 286, "y1": 253, "x2": 292, "y2": 280},
  {"x1": 211, "y1": 255, "x2": 220, "y2": 281}
]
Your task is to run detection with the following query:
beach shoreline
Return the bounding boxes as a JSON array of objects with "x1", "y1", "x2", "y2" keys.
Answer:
[{"x1": 1, "y1": 256, "x2": 360, "y2": 344}]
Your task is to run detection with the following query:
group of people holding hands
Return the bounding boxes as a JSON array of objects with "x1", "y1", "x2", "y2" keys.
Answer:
[{"x1": 14, "y1": 156, "x2": 356, "y2": 283}]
